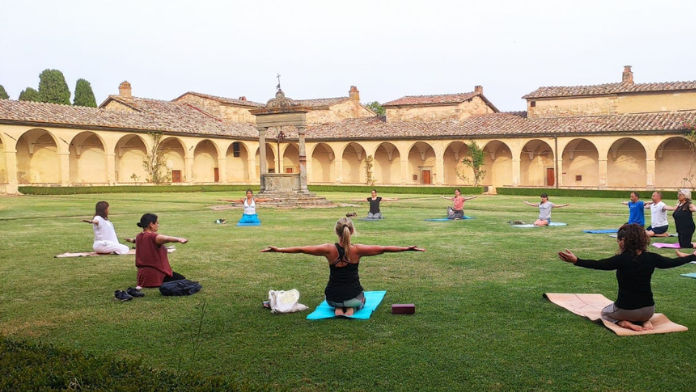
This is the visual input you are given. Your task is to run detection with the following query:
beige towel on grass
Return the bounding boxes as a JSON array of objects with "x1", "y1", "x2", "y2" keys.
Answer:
[{"x1": 543, "y1": 293, "x2": 688, "y2": 336}]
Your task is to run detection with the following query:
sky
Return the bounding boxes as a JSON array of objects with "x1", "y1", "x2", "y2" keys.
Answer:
[{"x1": 1, "y1": 0, "x2": 694, "y2": 112}]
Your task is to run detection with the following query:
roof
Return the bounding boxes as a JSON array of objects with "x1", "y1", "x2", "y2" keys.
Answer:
[
  {"x1": 173, "y1": 92, "x2": 266, "y2": 108},
  {"x1": 0, "y1": 98, "x2": 258, "y2": 138},
  {"x1": 523, "y1": 81, "x2": 696, "y2": 99},
  {"x1": 382, "y1": 92, "x2": 481, "y2": 107},
  {"x1": 293, "y1": 97, "x2": 351, "y2": 108}
]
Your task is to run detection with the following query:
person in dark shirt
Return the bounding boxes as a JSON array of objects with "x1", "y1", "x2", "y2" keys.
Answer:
[
  {"x1": 353, "y1": 189, "x2": 398, "y2": 219},
  {"x1": 558, "y1": 223, "x2": 696, "y2": 331},
  {"x1": 664, "y1": 189, "x2": 696, "y2": 248},
  {"x1": 261, "y1": 217, "x2": 424, "y2": 316}
]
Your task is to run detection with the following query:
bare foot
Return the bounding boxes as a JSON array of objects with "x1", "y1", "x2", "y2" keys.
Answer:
[
  {"x1": 617, "y1": 320, "x2": 644, "y2": 331},
  {"x1": 345, "y1": 307, "x2": 355, "y2": 317},
  {"x1": 642, "y1": 320, "x2": 654, "y2": 331},
  {"x1": 334, "y1": 308, "x2": 345, "y2": 317}
]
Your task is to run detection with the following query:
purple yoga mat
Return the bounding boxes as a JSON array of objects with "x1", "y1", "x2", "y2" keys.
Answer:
[{"x1": 651, "y1": 243, "x2": 681, "y2": 249}]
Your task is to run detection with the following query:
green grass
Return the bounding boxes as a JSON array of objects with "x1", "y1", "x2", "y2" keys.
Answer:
[{"x1": 1, "y1": 192, "x2": 695, "y2": 391}]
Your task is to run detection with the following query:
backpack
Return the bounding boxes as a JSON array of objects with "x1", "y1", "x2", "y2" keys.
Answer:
[{"x1": 159, "y1": 279, "x2": 203, "y2": 296}]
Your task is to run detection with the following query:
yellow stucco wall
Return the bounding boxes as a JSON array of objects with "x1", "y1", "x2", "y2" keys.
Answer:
[
  {"x1": 385, "y1": 97, "x2": 494, "y2": 122},
  {"x1": 174, "y1": 94, "x2": 257, "y2": 124},
  {"x1": 306, "y1": 100, "x2": 373, "y2": 124},
  {"x1": 528, "y1": 96, "x2": 616, "y2": 118},
  {"x1": 618, "y1": 91, "x2": 696, "y2": 114}
]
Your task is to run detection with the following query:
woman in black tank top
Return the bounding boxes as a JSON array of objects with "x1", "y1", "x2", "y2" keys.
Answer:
[{"x1": 262, "y1": 217, "x2": 424, "y2": 317}]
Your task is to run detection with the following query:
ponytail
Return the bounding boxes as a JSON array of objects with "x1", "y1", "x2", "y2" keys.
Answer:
[{"x1": 335, "y1": 217, "x2": 354, "y2": 260}]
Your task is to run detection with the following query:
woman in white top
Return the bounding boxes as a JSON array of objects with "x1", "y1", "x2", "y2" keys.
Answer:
[
  {"x1": 82, "y1": 201, "x2": 130, "y2": 254},
  {"x1": 235, "y1": 189, "x2": 269, "y2": 226}
]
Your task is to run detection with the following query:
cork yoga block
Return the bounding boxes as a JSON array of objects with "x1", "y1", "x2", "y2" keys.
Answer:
[{"x1": 391, "y1": 304, "x2": 415, "y2": 315}]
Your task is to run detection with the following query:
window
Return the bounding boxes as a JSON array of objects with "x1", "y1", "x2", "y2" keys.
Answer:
[
  {"x1": 530, "y1": 101, "x2": 536, "y2": 108},
  {"x1": 232, "y1": 142, "x2": 240, "y2": 157}
]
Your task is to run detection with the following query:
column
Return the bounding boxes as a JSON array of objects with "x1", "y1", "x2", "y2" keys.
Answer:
[
  {"x1": 435, "y1": 151, "x2": 445, "y2": 185},
  {"x1": 258, "y1": 127, "x2": 267, "y2": 175},
  {"x1": 297, "y1": 126, "x2": 308, "y2": 192},
  {"x1": 217, "y1": 157, "x2": 227, "y2": 183},
  {"x1": 512, "y1": 158, "x2": 521, "y2": 187},
  {"x1": 555, "y1": 155, "x2": 563, "y2": 187},
  {"x1": 646, "y1": 158, "x2": 656, "y2": 189},
  {"x1": 106, "y1": 153, "x2": 116, "y2": 184},
  {"x1": 4, "y1": 148, "x2": 18, "y2": 194},
  {"x1": 598, "y1": 158, "x2": 608, "y2": 188},
  {"x1": 58, "y1": 152, "x2": 70, "y2": 186}
]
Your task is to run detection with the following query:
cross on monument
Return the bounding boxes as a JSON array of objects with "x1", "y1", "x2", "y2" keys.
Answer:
[{"x1": 276, "y1": 73, "x2": 281, "y2": 91}]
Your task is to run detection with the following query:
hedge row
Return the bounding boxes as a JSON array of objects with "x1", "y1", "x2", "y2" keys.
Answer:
[
  {"x1": 0, "y1": 336, "x2": 264, "y2": 391},
  {"x1": 495, "y1": 187, "x2": 681, "y2": 199},
  {"x1": 18, "y1": 184, "x2": 483, "y2": 196}
]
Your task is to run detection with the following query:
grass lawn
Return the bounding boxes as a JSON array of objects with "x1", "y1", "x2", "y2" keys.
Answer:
[{"x1": 1, "y1": 191, "x2": 695, "y2": 391}]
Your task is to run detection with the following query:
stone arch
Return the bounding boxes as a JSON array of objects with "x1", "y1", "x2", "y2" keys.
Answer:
[
  {"x1": 341, "y1": 142, "x2": 366, "y2": 184},
  {"x1": 373, "y1": 142, "x2": 401, "y2": 185},
  {"x1": 193, "y1": 139, "x2": 219, "y2": 183},
  {"x1": 255, "y1": 143, "x2": 276, "y2": 176},
  {"x1": 561, "y1": 138, "x2": 599, "y2": 187},
  {"x1": 520, "y1": 139, "x2": 555, "y2": 186},
  {"x1": 69, "y1": 131, "x2": 108, "y2": 184},
  {"x1": 407, "y1": 141, "x2": 436, "y2": 185},
  {"x1": 226, "y1": 141, "x2": 250, "y2": 182},
  {"x1": 443, "y1": 141, "x2": 470, "y2": 185},
  {"x1": 160, "y1": 137, "x2": 186, "y2": 182},
  {"x1": 607, "y1": 138, "x2": 647, "y2": 188},
  {"x1": 16, "y1": 128, "x2": 60, "y2": 184},
  {"x1": 311, "y1": 143, "x2": 335, "y2": 183},
  {"x1": 281, "y1": 143, "x2": 299, "y2": 174},
  {"x1": 482, "y1": 140, "x2": 513, "y2": 187},
  {"x1": 655, "y1": 136, "x2": 693, "y2": 188},
  {"x1": 115, "y1": 134, "x2": 148, "y2": 183}
]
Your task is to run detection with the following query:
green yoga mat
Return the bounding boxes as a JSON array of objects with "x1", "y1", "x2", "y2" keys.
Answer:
[{"x1": 306, "y1": 291, "x2": 387, "y2": 320}]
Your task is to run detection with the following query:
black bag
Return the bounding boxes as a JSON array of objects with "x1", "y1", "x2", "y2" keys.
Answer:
[{"x1": 159, "y1": 279, "x2": 202, "y2": 296}]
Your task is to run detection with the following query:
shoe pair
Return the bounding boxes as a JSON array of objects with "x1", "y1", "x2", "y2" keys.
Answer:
[
  {"x1": 346, "y1": 212, "x2": 358, "y2": 218},
  {"x1": 114, "y1": 287, "x2": 144, "y2": 301}
]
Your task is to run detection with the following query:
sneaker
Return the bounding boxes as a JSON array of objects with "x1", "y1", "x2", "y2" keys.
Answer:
[
  {"x1": 346, "y1": 212, "x2": 357, "y2": 218},
  {"x1": 126, "y1": 287, "x2": 145, "y2": 298},
  {"x1": 114, "y1": 290, "x2": 133, "y2": 301}
]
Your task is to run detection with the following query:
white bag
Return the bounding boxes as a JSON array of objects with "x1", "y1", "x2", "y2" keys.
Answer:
[{"x1": 268, "y1": 289, "x2": 309, "y2": 314}]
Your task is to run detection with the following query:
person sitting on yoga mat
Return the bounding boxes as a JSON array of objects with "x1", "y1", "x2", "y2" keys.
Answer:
[
  {"x1": 443, "y1": 189, "x2": 476, "y2": 219},
  {"x1": 558, "y1": 223, "x2": 696, "y2": 331},
  {"x1": 523, "y1": 193, "x2": 568, "y2": 226},
  {"x1": 621, "y1": 191, "x2": 645, "y2": 227},
  {"x1": 232, "y1": 189, "x2": 270, "y2": 225},
  {"x1": 643, "y1": 191, "x2": 670, "y2": 238},
  {"x1": 261, "y1": 217, "x2": 425, "y2": 317},
  {"x1": 353, "y1": 189, "x2": 398, "y2": 219},
  {"x1": 134, "y1": 213, "x2": 188, "y2": 289},
  {"x1": 82, "y1": 201, "x2": 131, "y2": 255},
  {"x1": 663, "y1": 189, "x2": 696, "y2": 248}
]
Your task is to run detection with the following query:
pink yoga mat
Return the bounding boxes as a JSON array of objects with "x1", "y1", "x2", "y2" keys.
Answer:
[{"x1": 651, "y1": 243, "x2": 681, "y2": 249}]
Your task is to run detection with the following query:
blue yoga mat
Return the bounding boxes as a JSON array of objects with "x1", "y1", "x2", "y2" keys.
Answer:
[
  {"x1": 360, "y1": 217, "x2": 384, "y2": 221},
  {"x1": 425, "y1": 216, "x2": 473, "y2": 221},
  {"x1": 583, "y1": 229, "x2": 618, "y2": 234},
  {"x1": 681, "y1": 272, "x2": 696, "y2": 279},
  {"x1": 306, "y1": 290, "x2": 387, "y2": 320},
  {"x1": 511, "y1": 222, "x2": 568, "y2": 228}
]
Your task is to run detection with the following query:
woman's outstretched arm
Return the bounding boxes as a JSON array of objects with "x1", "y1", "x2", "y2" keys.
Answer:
[
  {"x1": 354, "y1": 244, "x2": 425, "y2": 257},
  {"x1": 522, "y1": 200, "x2": 538, "y2": 207},
  {"x1": 155, "y1": 235, "x2": 188, "y2": 245},
  {"x1": 261, "y1": 244, "x2": 333, "y2": 257}
]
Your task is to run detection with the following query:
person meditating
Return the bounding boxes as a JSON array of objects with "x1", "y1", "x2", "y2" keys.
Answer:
[
  {"x1": 643, "y1": 191, "x2": 670, "y2": 237},
  {"x1": 353, "y1": 189, "x2": 398, "y2": 219},
  {"x1": 558, "y1": 223, "x2": 696, "y2": 331},
  {"x1": 523, "y1": 193, "x2": 568, "y2": 226},
  {"x1": 134, "y1": 213, "x2": 188, "y2": 289},
  {"x1": 443, "y1": 189, "x2": 476, "y2": 220},
  {"x1": 82, "y1": 201, "x2": 131, "y2": 255},
  {"x1": 233, "y1": 189, "x2": 270, "y2": 226},
  {"x1": 261, "y1": 217, "x2": 424, "y2": 316}
]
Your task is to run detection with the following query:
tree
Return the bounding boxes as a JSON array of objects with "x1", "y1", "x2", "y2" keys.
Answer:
[
  {"x1": 142, "y1": 132, "x2": 172, "y2": 184},
  {"x1": 0, "y1": 85, "x2": 8, "y2": 99},
  {"x1": 366, "y1": 101, "x2": 385, "y2": 116},
  {"x1": 456, "y1": 140, "x2": 487, "y2": 186},
  {"x1": 38, "y1": 69, "x2": 71, "y2": 105},
  {"x1": 73, "y1": 78, "x2": 97, "y2": 107},
  {"x1": 18, "y1": 87, "x2": 40, "y2": 102}
]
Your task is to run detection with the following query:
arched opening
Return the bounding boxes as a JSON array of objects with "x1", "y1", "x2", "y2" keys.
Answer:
[
  {"x1": 561, "y1": 139, "x2": 598, "y2": 187},
  {"x1": 115, "y1": 135, "x2": 147, "y2": 183},
  {"x1": 193, "y1": 140, "x2": 219, "y2": 183},
  {"x1": 407, "y1": 142, "x2": 436, "y2": 185},
  {"x1": 655, "y1": 137, "x2": 693, "y2": 188},
  {"x1": 226, "y1": 141, "x2": 250, "y2": 182},
  {"x1": 520, "y1": 139, "x2": 555, "y2": 186},
  {"x1": 342, "y1": 143, "x2": 366, "y2": 184},
  {"x1": 160, "y1": 137, "x2": 186, "y2": 183},
  {"x1": 282, "y1": 143, "x2": 299, "y2": 174},
  {"x1": 607, "y1": 138, "x2": 647, "y2": 188},
  {"x1": 255, "y1": 144, "x2": 276, "y2": 176},
  {"x1": 16, "y1": 129, "x2": 60, "y2": 184},
  {"x1": 311, "y1": 143, "x2": 335, "y2": 183},
  {"x1": 373, "y1": 142, "x2": 401, "y2": 185},
  {"x1": 69, "y1": 132, "x2": 107, "y2": 184},
  {"x1": 482, "y1": 140, "x2": 512, "y2": 187},
  {"x1": 443, "y1": 141, "x2": 471, "y2": 185}
]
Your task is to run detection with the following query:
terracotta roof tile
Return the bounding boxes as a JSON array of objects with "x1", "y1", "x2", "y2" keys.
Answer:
[
  {"x1": 174, "y1": 92, "x2": 266, "y2": 107},
  {"x1": 382, "y1": 92, "x2": 480, "y2": 106},
  {"x1": 0, "y1": 99, "x2": 258, "y2": 138},
  {"x1": 523, "y1": 81, "x2": 696, "y2": 99},
  {"x1": 293, "y1": 97, "x2": 351, "y2": 108}
]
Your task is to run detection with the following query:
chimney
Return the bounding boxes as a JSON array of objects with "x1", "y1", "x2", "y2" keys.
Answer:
[
  {"x1": 239, "y1": 96, "x2": 247, "y2": 101},
  {"x1": 622, "y1": 65, "x2": 634, "y2": 84},
  {"x1": 349, "y1": 85, "x2": 360, "y2": 101},
  {"x1": 474, "y1": 85, "x2": 483, "y2": 94},
  {"x1": 118, "y1": 81, "x2": 132, "y2": 98}
]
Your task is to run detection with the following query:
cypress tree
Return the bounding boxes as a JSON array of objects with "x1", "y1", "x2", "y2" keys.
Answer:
[
  {"x1": 37, "y1": 69, "x2": 71, "y2": 105},
  {"x1": 18, "y1": 88, "x2": 40, "y2": 102},
  {"x1": 0, "y1": 85, "x2": 8, "y2": 99},
  {"x1": 73, "y1": 78, "x2": 97, "y2": 107}
]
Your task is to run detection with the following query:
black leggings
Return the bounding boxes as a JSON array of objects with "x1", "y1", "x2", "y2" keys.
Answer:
[
  {"x1": 164, "y1": 271, "x2": 186, "y2": 282},
  {"x1": 677, "y1": 230, "x2": 694, "y2": 248}
]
